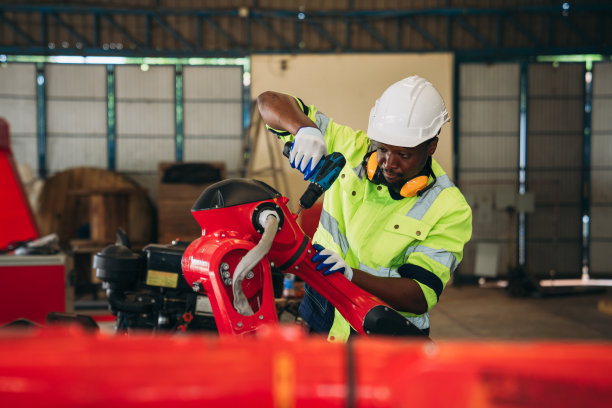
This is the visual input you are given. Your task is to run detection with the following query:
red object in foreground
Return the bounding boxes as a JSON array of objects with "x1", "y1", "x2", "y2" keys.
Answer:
[
  {"x1": 0, "y1": 326, "x2": 611, "y2": 408},
  {"x1": 0, "y1": 117, "x2": 39, "y2": 250}
]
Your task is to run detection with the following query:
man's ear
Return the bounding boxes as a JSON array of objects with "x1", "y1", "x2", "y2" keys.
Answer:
[{"x1": 427, "y1": 136, "x2": 439, "y2": 156}]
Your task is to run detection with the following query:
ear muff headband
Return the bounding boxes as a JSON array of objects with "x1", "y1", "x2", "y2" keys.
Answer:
[{"x1": 366, "y1": 151, "x2": 429, "y2": 198}]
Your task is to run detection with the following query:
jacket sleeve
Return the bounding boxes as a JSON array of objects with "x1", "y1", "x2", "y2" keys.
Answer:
[
  {"x1": 399, "y1": 190, "x2": 472, "y2": 311},
  {"x1": 265, "y1": 95, "x2": 370, "y2": 168}
]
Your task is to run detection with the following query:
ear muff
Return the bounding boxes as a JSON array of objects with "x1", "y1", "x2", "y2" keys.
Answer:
[
  {"x1": 366, "y1": 151, "x2": 379, "y2": 181},
  {"x1": 366, "y1": 151, "x2": 430, "y2": 198},
  {"x1": 399, "y1": 175, "x2": 429, "y2": 198}
]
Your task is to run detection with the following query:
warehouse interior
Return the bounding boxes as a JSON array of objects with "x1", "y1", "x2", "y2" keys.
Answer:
[{"x1": 1, "y1": 1, "x2": 612, "y2": 406}]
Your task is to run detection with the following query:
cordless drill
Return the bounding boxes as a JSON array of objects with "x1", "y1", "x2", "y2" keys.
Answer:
[{"x1": 283, "y1": 141, "x2": 346, "y2": 214}]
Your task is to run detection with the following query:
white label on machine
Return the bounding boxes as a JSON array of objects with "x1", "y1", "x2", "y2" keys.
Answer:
[{"x1": 195, "y1": 295, "x2": 214, "y2": 316}]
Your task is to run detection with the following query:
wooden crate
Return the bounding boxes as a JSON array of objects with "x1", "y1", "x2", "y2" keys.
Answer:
[{"x1": 157, "y1": 162, "x2": 226, "y2": 244}]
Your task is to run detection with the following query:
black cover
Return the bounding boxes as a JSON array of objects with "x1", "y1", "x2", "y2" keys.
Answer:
[
  {"x1": 192, "y1": 178, "x2": 282, "y2": 211},
  {"x1": 93, "y1": 244, "x2": 142, "y2": 283},
  {"x1": 162, "y1": 163, "x2": 223, "y2": 184}
]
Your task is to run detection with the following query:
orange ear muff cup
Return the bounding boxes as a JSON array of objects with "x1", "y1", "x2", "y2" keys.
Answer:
[
  {"x1": 366, "y1": 151, "x2": 378, "y2": 181},
  {"x1": 399, "y1": 175, "x2": 429, "y2": 198},
  {"x1": 367, "y1": 150, "x2": 429, "y2": 197}
]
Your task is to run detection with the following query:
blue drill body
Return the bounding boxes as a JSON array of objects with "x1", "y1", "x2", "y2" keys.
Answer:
[{"x1": 282, "y1": 142, "x2": 346, "y2": 210}]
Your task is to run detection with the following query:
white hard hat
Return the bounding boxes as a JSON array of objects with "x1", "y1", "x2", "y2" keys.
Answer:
[{"x1": 367, "y1": 76, "x2": 450, "y2": 148}]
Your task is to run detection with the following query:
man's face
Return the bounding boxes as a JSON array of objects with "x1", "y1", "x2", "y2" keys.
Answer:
[{"x1": 376, "y1": 138, "x2": 438, "y2": 188}]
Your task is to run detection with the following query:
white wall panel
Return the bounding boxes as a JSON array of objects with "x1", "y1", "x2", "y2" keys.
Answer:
[
  {"x1": 183, "y1": 138, "x2": 242, "y2": 170},
  {"x1": 47, "y1": 64, "x2": 107, "y2": 98},
  {"x1": 590, "y1": 242, "x2": 612, "y2": 273},
  {"x1": 459, "y1": 136, "x2": 518, "y2": 169},
  {"x1": 117, "y1": 102, "x2": 175, "y2": 136},
  {"x1": 458, "y1": 63, "x2": 520, "y2": 278},
  {"x1": 0, "y1": 63, "x2": 37, "y2": 172},
  {"x1": 528, "y1": 99, "x2": 584, "y2": 133},
  {"x1": 47, "y1": 137, "x2": 107, "y2": 170},
  {"x1": 115, "y1": 65, "x2": 175, "y2": 173},
  {"x1": 591, "y1": 98, "x2": 612, "y2": 135},
  {"x1": 591, "y1": 170, "x2": 612, "y2": 203},
  {"x1": 183, "y1": 102, "x2": 242, "y2": 136},
  {"x1": 460, "y1": 63, "x2": 520, "y2": 98},
  {"x1": 184, "y1": 66, "x2": 242, "y2": 100},
  {"x1": 116, "y1": 138, "x2": 175, "y2": 172},
  {"x1": 459, "y1": 100, "x2": 519, "y2": 134},
  {"x1": 116, "y1": 65, "x2": 175, "y2": 99},
  {"x1": 47, "y1": 100, "x2": 107, "y2": 134},
  {"x1": 46, "y1": 64, "x2": 107, "y2": 173},
  {"x1": 526, "y1": 63, "x2": 584, "y2": 277},
  {"x1": 590, "y1": 207, "x2": 612, "y2": 239},
  {"x1": 590, "y1": 62, "x2": 612, "y2": 276},
  {"x1": 183, "y1": 65, "x2": 243, "y2": 175}
]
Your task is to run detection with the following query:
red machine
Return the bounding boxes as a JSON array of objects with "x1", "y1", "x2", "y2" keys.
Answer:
[
  {"x1": 182, "y1": 178, "x2": 423, "y2": 337},
  {"x1": 0, "y1": 117, "x2": 39, "y2": 250},
  {"x1": 94, "y1": 151, "x2": 423, "y2": 337}
]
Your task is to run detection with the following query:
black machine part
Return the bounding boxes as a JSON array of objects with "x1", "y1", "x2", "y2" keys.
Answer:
[
  {"x1": 94, "y1": 244, "x2": 155, "y2": 314},
  {"x1": 94, "y1": 244, "x2": 142, "y2": 287},
  {"x1": 251, "y1": 202, "x2": 284, "y2": 234},
  {"x1": 362, "y1": 305, "x2": 429, "y2": 338},
  {"x1": 143, "y1": 243, "x2": 192, "y2": 293}
]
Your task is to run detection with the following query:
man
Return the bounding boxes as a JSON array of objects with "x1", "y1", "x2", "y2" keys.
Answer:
[{"x1": 257, "y1": 76, "x2": 472, "y2": 341}]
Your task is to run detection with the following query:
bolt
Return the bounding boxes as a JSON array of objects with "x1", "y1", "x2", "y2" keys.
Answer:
[
  {"x1": 224, "y1": 278, "x2": 232, "y2": 286},
  {"x1": 384, "y1": 307, "x2": 389, "y2": 312},
  {"x1": 308, "y1": 249, "x2": 312, "y2": 254},
  {"x1": 259, "y1": 315, "x2": 264, "y2": 320},
  {"x1": 294, "y1": 266, "x2": 299, "y2": 270},
  {"x1": 222, "y1": 271, "x2": 230, "y2": 279},
  {"x1": 221, "y1": 263, "x2": 229, "y2": 271},
  {"x1": 237, "y1": 322, "x2": 243, "y2": 328},
  {"x1": 366, "y1": 330, "x2": 371, "y2": 334},
  {"x1": 192, "y1": 282, "x2": 203, "y2": 292},
  {"x1": 246, "y1": 271, "x2": 254, "y2": 279}
]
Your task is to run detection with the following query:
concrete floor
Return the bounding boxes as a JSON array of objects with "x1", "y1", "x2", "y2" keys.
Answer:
[
  {"x1": 86, "y1": 283, "x2": 612, "y2": 341},
  {"x1": 429, "y1": 284, "x2": 612, "y2": 341}
]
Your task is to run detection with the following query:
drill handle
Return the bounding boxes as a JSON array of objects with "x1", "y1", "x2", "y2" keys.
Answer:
[{"x1": 282, "y1": 141, "x2": 292, "y2": 159}]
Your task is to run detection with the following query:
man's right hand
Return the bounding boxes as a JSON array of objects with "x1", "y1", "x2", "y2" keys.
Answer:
[
  {"x1": 311, "y1": 244, "x2": 354, "y2": 281},
  {"x1": 290, "y1": 127, "x2": 327, "y2": 180}
]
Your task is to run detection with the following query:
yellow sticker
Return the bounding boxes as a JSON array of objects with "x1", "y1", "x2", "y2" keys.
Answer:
[{"x1": 146, "y1": 270, "x2": 179, "y2": 288}]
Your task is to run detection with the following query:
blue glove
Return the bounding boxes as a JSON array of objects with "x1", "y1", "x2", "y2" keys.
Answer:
[
  {"x1": 311, "y1": 244, "x2": 353, "y2": 281},
  {"x1": 290, "y1": 127, "x2": 327, "y2": 180}
]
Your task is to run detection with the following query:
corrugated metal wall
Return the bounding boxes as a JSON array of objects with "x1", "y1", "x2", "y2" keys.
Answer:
[
  {"x1": 458, "y1": 63, "x2": 520, "y2": 278},
  {"x1": 46, "y1": 64, "x2": 107, "y2": 173},
  {"x1": 0, "y1": 63, "x2": 37, "y2": 172},
  {"x1": 115, "y1": 65, "x2": 176, "y2": 200},
  {"x1": 183, "y1": 65, "x2": 243, "y2": 169},
  {"x1": 526, "y1": 63, "x2": 584, "y2": 278},
  {"x1": 591, "y1": 62, "x2": 612, "y2": 276},
  {"x1": 0, "y1": 62, "x2": 245, "y2": 205}
]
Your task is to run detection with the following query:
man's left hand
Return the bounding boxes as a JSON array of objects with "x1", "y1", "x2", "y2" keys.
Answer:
[{"x1": 311, "y1": 244, "x2": 353, "y2": 281}]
